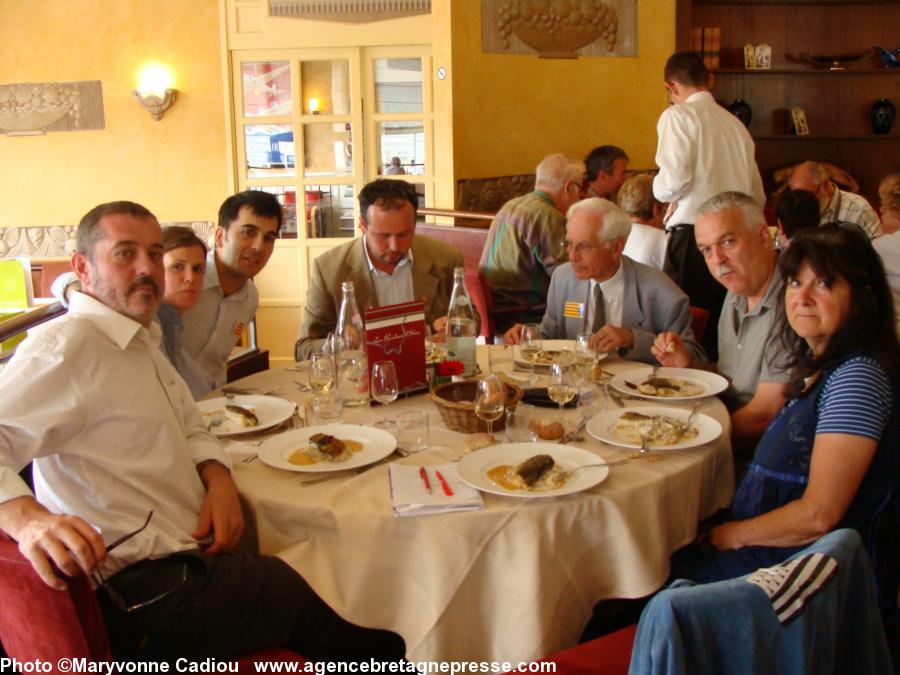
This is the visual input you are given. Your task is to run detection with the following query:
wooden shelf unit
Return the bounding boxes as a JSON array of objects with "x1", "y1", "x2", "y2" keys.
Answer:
[{"x1": 677, "y1": 0, "x2": 900, "y2": 202}]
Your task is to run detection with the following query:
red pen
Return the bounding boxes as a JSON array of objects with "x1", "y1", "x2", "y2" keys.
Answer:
[
  {"x1": 419, "y1": 466, "x2": 432, "y2": 494},
  {"x1": 435, "y1": 470, "x2": 454, "y2": 497}
]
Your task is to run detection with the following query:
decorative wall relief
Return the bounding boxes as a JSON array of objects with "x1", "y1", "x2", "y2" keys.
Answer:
[
  {"x1": 269, "y1": 0, "x2": 430, "y2": 22},
  {"x1": 0, "y1": 81, "x2": 104, "y2": 136},
  {"x1": 0, "y1": 222, "x2": 214, "y2": 260},
  {"x1": 482, "y1": 0, "x2": 637, "y2": 58}
]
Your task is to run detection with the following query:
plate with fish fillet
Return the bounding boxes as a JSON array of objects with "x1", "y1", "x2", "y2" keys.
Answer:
[
  {"x1": 457, "y1": 443, "x2": 609, "y2": 498},
  {"x1": 197, "y1": 395, "x2": 295, "y2": 437},
  {"x1": 257, "y1": 424, "x2": 397, "y2": 472},
  {"x1": 586, "y1": 405, "x2": 722, "y2": 450},
  {"x1": 610, "y1": 367, "x2": 728, "y2": 402}
]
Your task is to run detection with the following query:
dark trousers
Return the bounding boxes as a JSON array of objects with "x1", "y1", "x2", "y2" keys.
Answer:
[
  {"x1": 97, "y1": 551, "x2": 405, "y2": 663},
  {"x1": 664, "y1": 225, "x2": 726, "y2": 362}
]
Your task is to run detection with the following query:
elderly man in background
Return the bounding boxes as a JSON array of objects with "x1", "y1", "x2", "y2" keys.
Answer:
[
  {"x1": 480, "y1": 153, "x2": 585, "y2": 332},
  {"x1": 0, "y1": 201, "x2": 401, "y2": 661},
  {"x1": 653, "y1": 52, "x2": 766, "y2": 361},
  {"x1": 181, "y1": 190, "x2": 282, "y2": 392},
  {"x1": 505, "y1": 198, "x2": 703, "y2": 364},
  {"x1": 618, "y1": 173, "x2": 668, "y2": 270},
  {"x1": 653, "y1": 191, "x2": 790, "y2": 461},
  {"x1": 789, "y1": 160, "x2": 882, "y2": 238},
  {"x1": 296, "y1": 178, "x2": 463, "y2": 360},
  {"x1": 873, "y1": 179, "x2": 900, "y2": 336},
  {"x1": 584, "y1": 145, "x2": 629, "y2": 200}
]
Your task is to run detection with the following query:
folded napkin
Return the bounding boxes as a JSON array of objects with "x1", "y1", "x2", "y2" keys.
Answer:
[{"x1": 389, "y1": 463, "x2": 484, "y2": 517}]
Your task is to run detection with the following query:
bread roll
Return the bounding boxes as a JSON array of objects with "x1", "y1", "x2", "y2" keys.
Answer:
[
  {"x1": 528, "y1": 418, "x2": 565, "y2": 440},
  {"x1": 464, "y1": 433, "x2": 497, "y2": 453}
]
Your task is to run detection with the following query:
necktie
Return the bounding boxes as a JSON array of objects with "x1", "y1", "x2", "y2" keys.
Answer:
[{"x1": 586, "y1": 283, "x2": 605, "y2": 333}]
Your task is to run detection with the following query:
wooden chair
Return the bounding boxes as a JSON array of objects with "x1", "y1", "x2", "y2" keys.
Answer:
[{"x1": 0, "y1": 538, "x2": 307, "y2": 672}]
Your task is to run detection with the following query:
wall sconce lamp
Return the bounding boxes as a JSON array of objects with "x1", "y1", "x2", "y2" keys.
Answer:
[
  {"x1": 134, "y1": 62, "x2": 177, "y2": 121},
  {"x1": 308, "y1": 97, "x2": 320, "y2": 115}
]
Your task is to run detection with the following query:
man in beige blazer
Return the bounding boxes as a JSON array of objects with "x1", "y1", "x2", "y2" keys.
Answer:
[{"x1": 295, "y1": 179, "x2": 465, "y2": 360}]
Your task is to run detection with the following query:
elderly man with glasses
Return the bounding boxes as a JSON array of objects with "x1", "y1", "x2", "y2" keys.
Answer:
[
  {"x1": 0, "y1": 201, "x2": 402, "y2": 662},
  {"x1": 504, "y1": 198, "x2": 705, "y2": 365}
]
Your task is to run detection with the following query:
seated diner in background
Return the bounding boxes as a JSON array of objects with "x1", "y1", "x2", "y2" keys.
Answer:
[
  {"x1": 294, "y1": 178, "x2": 464, "y2": 361},
  {"x1": 653, "y1": 191, "x2": 790, "y2": 461},
  {"x1": 618, "y1": 173, "x2": 668, "y2": 270},
  {"x1": 669, "y1": 223, "x2": 899, "y2": 586},
  {"x1": 505, "y1": 198, "x2": 704, "y2": 365},
  {"x1": 873, "y1": 180, "x2": 900, "y2": 337},
  {"x1": 479, "y1": 153, "x2": 584, "y2": 333},
  {"x1": 774, "y1": 188, "x2": 820, "y2": 250},
  {"x1": 788, "y1": 160, "x2": 882, "y2": 238},
  {"x1": 0, "y1": 201, "x2": 402, "y2": 662}
]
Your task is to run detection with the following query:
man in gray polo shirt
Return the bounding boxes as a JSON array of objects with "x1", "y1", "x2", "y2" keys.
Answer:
[
  {"x1": 181, "y1": 191, "x2": 282, "y2": 392},
  {"x1": 653, "y1": 191, "x2": 789, "y2": 460}
]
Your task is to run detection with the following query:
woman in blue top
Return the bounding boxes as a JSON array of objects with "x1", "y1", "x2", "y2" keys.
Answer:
[{"x1": 673, "y1": 223, "x2": 900, "y2": 587}]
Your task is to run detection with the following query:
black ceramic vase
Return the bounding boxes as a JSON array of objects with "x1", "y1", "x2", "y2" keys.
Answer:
[
  {"x1": 728, "y1": 98, "x2": 752, "y2": 128},
  {"x1": 871, "y1": 98, "x2": 896, "y2": 134}
]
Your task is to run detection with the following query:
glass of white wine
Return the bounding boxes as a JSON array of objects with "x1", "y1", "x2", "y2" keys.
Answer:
[
  {"x1": 474, "y1": 374, "x2": 506, "y2": 437},
  {"x1": 547, "y1": 357, "x2": 577, "y2": 427},
  {"x1": 309, "y1": 352, "x2": 335, "y2": 394},
  {"x1": 519, "y1": 323, "x2": 543, "y2": 385},
  {"x1": 371, "y1": 360, "x2": 399, "y2": 428}
]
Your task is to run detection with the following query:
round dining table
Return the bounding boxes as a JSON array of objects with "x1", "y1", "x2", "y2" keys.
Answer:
[{"x1": 212, "y1": 347, "x2": 735, "y2": 665}]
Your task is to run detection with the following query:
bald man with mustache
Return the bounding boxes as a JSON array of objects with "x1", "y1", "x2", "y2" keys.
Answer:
[{"x1": 653, "y1": 191, "x2": 790, "y2": 465}]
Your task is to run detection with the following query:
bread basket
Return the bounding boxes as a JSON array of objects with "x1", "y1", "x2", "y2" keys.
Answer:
[{"x1": 429, "y1": 380, "x2": 523, "y2": 433}]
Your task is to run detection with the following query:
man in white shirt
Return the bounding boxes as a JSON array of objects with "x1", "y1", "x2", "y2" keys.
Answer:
[
  {"x1": 653, "y1": 51, "x2": 766, "y2": 361},
  {"x1": 504, "y1": 199, "x2": 704, "y2": 364},
  {"x1": 789, "y1": 161, "x2": 883, "y2": 238},
  {"x1": 0, "y1": 201, "x2": 401, "y2": 661},
  {"x1": 181, "y1": 191, "x2": 282, "y2": 393},
  {"x1": 618, "y1": 173, "x2": 668, "y2": 270},
  {"x1": 653, "y1": 192, "x2": 790, "y2": 461}
]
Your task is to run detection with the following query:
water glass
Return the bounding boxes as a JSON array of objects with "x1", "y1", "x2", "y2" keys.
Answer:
[
  {"x1": 311, "y1": 390, "x2": 343, "y2": 424},
  {"x1": 396, "y1": 411, "x2": 430, "y2": 453},
  {"x1": 505, "y1": 406, "x2": 537, "y2": 443}
]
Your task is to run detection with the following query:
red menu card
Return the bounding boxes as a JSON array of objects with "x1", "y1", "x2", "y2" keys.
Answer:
[{"x1": 364, "y1": 300, "x2": 428, "y2": 395}]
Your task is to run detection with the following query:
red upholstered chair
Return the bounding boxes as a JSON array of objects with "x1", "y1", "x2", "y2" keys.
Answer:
[
  {"x1": 689, "y1": 306, "x2": 710, "y2": 345},
  {"x1": 0, "y1": 537, "x2": 307, "y2": 671},
  {"x1": 464, "y1": 268, "x2": 495, "y2": 342},
  {"x1": 514, "y1": 625, "x2": 637, "y2": 674}
]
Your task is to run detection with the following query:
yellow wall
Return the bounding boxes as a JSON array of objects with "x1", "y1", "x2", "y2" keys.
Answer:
[
  {"x1": 446, "y1": 0, "x2": 675, "y2": 179},
  {"x1": 0, "y1": 0, "x2": 228, "y2": 226}
]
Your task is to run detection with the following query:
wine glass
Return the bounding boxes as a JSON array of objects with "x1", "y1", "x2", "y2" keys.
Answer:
[
  {"x1": 575, "y1": 332, "x2": 596, "y2": 384},
  {"x1": 371, "y1": 360, "x2": 399, "y2": 428},
  {"x1": 474, "y1": 374, "x2": 506, "y2": 437},
  {"x1": 519, "y1": 323, "x2": 543, "y2": 384},
  {"x1": 309, "y1": 352, "x2": 335, "y2": 393},
  {"x1": 547, "y1": 357, "x2": 577, "y2": 427}
]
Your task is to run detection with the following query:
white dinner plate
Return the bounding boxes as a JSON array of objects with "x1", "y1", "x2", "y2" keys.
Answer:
[
  {"x1": 586, "y1": 405, "x2": 722, "y2": 450},
  {"x1": 257, "y1": 424, "x2": 397, "y2": 473},
  {"x1": 457, "y1": 442, "x2": 609, "y2": 498},
  {"x1": 513, "y1": 339, "x2": 608, "y2": 370},
  {"x1": 610, "y1": 367, "x2": 729, "y2": 402},
  {"x1": 197, "y1": 395, "x2": 295, "y2": 437}
]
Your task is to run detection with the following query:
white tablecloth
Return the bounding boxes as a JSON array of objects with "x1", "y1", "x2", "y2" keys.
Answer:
[{"x1": 216, "y1": 352, "x2": 734, "y2": 664}]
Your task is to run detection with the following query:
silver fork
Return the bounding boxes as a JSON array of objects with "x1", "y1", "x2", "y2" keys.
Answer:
[
  {"x1": 207, "y1": 412, "x2": 223, "y2": 431},
  {"x1": 685, "y1": 401, "x2": 702, "y2": 428}
]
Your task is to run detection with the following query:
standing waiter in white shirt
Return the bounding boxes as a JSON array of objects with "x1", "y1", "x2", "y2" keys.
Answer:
[
  {"x1": 653, "y1": 51, "x2": 766, "y2": 361},
  {"x1": 0, "y1": 201, "x2": 402, "y2": 661}
]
